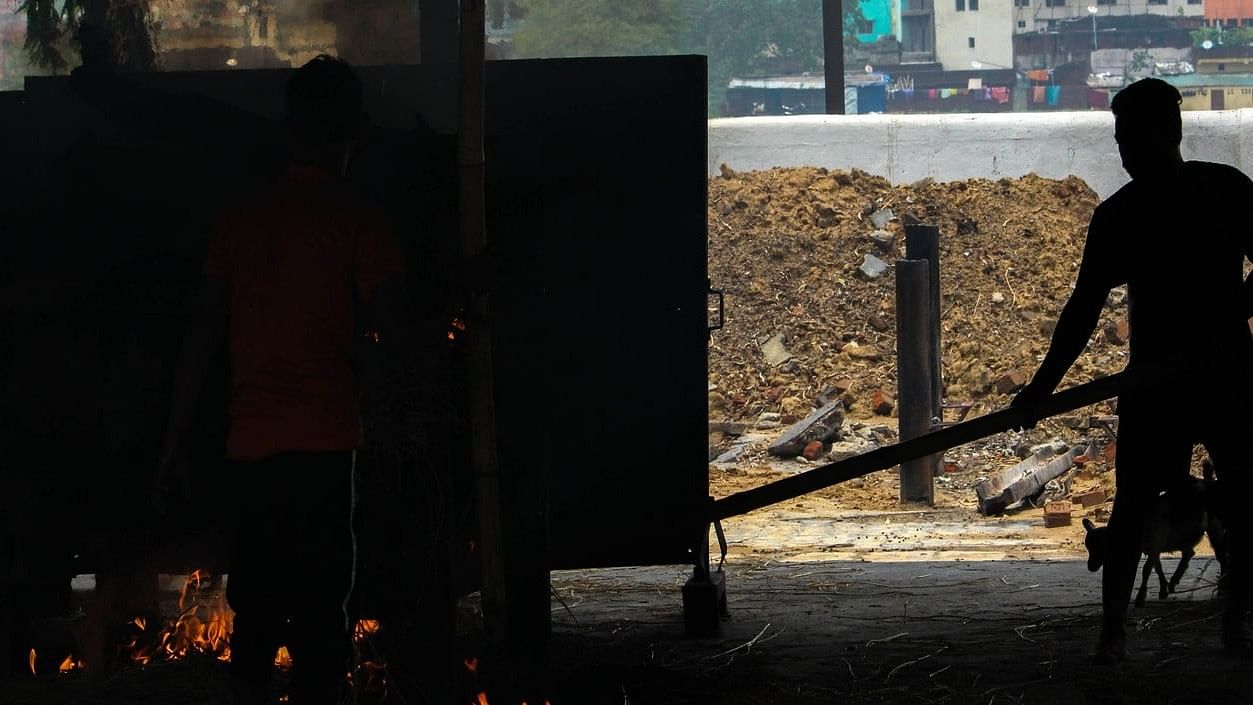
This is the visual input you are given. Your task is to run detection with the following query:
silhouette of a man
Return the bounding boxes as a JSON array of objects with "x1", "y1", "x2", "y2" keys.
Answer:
[
  {"x1": 157, "y1": 55, "x2": 413, "y2": 703},
  {"x1": 1013, "y1": 77, "x2": 1253, "y2": 660}
]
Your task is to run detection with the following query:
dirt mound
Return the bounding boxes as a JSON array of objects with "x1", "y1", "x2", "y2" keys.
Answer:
[{"x1": 708, "y1": 166, "x2": 1128, "y2": 424}]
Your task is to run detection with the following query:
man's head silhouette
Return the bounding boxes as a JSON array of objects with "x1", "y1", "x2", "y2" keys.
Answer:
[
  {"x1": 1110, "y1": 78, "x2": 1183, "y2": 182},
  {"x1": 283, "y1": 54, "x2": 366, "y2": 175}
]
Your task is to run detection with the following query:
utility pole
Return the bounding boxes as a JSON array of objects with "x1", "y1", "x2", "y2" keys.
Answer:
[{"x1": 823, "y1": 0, "x2": 846, "y2": 115}]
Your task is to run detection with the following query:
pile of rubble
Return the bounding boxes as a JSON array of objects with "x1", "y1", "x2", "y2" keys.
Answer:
[{"x1": 707, "y1": 166, "x2": 1129, "y2": 428}]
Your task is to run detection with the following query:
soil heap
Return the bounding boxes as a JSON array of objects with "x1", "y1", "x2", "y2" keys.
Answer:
[{"x1": 707, "y1": 166, "x2": 1129, "y2": 425}]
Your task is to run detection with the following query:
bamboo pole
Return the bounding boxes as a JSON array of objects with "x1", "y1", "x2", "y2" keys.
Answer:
[{"x1": 457, "y1": 0, "x2": 511, "y2": 685}]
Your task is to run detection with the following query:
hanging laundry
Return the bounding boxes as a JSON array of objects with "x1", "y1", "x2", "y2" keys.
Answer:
[
  {"x1": 1087, "y1": 88, "x2": 1108, "y2": 109},
  {"x1": 1032, "y1": 86, "x2": 1046, "y2": 104},
  {"x1": 1027, "y1": 69, "x2": 1050, "y2": 82},
  {"x1": 845, "y1": 86, "x2": 858, "y2": 114},
  {"x1": 1046, "y1": 85, "x2": 1061, "y2": 107},
  {"x1": 989, "y1": 86, "x2": 1010, "y2": 104},
  {"x1": 940, "y1": 88, "x2": 956, "y2": 99},
  {"x1": 928, "y1": 89, "x2": 939, "y2": 100},
  {"x1": 903, "y1": 88, "x2": 915, "y2": 98}
]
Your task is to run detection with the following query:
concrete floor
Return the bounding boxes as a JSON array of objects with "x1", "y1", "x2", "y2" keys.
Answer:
[{"x1": 541, "y1": 555, "x2": 1247, "y2": 705}]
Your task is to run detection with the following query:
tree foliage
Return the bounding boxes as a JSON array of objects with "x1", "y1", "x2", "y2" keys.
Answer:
[
  {"x1": 511, "y1": 1, "x2": 867, "y2": 116},
  {"x1": 20, "y1": 0, "x2": 158, "y2": 73}
]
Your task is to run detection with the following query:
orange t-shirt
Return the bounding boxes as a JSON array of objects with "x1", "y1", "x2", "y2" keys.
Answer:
[{"x1": 204, "y1": 167, "x2": 405, "y2": 461}]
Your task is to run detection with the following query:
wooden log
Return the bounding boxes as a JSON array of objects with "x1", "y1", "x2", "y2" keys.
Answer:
[
  {"x1": 711, "y1": 372, "x2": 1127, "y2": 520},
  {"x1": 897, "y1": 259, "x2": 934, "y2": 504},
  {"x1": 766, "y1": 400, "x2": 845, "y2": 458}
]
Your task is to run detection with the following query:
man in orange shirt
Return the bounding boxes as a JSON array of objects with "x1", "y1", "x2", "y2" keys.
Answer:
[{"x1": 157, "y1": 55, "x2": 413, "y2": 704}]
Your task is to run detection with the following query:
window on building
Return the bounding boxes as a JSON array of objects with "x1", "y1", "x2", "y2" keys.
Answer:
[
  {"x1": 970, "y1": 0, "x2": 979, "y2": 10},
  {"x1": 968, "y1": 36, "x2": 976, "y2": 48},
  {"x1": 1228, "y1": 19, "x2": 1239, "y2": 27},
  {"x1": 1097, "y1": 0, "x2": 1116, "y2": 5},
  {"x1": 857, "y1": 19, "x2": 874, "y2": 34},
  {"x1": 1015, "y1": 0, "x2": 1029, "y2": 6},
  {"x1": 1018, "y1": 20, "x2": 1027, "y2": 28},
  {"x1": 1188, "y1": 0, "x2": 1203, "y2": 4},
  {"x1": 956, "y1": 0, "x2": 965, "y2": 11},
  {"x1": 1218, "y1": 64, "x2": 1226, "y2": 72},
  {"x1": 1045, "y1": 0, "x2": 1067, "y2": 7},
  {"x1": 1148, "y1": 0, "x2": 1166, "y2": 5},
  {"x1": 1244, "y1": 19, "x2": 1253, "y2": 27}
]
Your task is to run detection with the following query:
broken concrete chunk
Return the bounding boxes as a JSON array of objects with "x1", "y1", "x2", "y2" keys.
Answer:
[
  {"x1": 976, "y1": 444, "x2": 1085, "y2": 515},
  {"x1": 827, "y1": 438, "x2": 876, "y2": 462},
  {"x1": 990, "y1": 291, "x2": 1006, "y2": 305},
  {"x1": 868, "y1": 229, "x2": 896, "y2": 251},
  {"x1": 755, "y1": 411, "x2": 782, "y2": 430},
  {"x1": 869, "y1": 208, "x2": 894, "y2": 230},
  {"x1": 759, "y1": 333, "x2": 792, "y2": 366},
  {"x1": 767, "y1": 400, "x2": 845, "y2": 458},
  {"x1": 860, "y1": 254, "x2": 889, "y2": 279}
]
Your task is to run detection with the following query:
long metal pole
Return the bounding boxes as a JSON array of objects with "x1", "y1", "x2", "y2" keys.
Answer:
[{"x1": 457, "y1": 0, "x2": 511, "y2": 686}]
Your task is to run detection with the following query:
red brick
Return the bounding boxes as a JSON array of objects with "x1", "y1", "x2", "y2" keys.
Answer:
[
  {"x1": 1105, "y1": 319, "x2": 1130, "y2": 346},
  {"x1": 994, "y1": 369, "x2": 1028, "y2": 395},
  {"x1": 1043, "y1": 501, "x2": 1073, "y2": 528},
  {"x1": 801, "y1": 440, "x2": 825, "y2": 461},
  {"x1": 871, "y1": 389, "x2": 895, "y2": 416}
]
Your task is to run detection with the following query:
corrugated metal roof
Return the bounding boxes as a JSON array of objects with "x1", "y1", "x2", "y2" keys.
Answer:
[{"x1": 1162, "y1": 73, "x2": 1253, "y2": 87}]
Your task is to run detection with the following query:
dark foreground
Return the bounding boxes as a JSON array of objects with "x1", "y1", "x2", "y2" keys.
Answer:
[{"x1": 2, "y1": 557, "x2": 1247, "y2": 705}]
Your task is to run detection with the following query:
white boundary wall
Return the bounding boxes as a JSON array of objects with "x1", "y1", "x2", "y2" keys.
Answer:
[{"x1": 709, "y1": 109, "x2": 1253, "y2": 200}]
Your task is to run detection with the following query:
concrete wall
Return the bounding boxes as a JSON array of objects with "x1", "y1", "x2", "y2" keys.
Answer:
[{"x1": 708, "y1": 109, "x2": 1253, "y2": 199}]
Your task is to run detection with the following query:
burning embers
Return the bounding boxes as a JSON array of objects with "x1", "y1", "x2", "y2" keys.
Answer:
[
  {"x1": 28, "y1": 568, "x2": 390, "y2": 700},
  {"x1": 121, "y1": 569, "x2": 233, "y2": 666}
]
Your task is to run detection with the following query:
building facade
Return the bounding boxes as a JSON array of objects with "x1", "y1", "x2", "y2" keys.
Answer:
[
  {"x1": 856, "y1": 0, "x2": 899, "y2": 43},
  {"x1": 1203, "y1": 0, "x2": 1253, "y2": 26},
  {"x1": 933, "y1": 0, "x2": 1014, "y2": 72},
  {"x1": 1014, "y1": 0, "x2": 1204, "y2": 34}
]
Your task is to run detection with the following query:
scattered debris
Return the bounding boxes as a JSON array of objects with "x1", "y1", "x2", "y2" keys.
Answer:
[
  {"x1": 994, "y1": 369, "x2": 1028, "y2": 395},
  {"x1": 767, "y1": 400, "x2": 845, "y2": 458},
  {"x1": 1070, "y1": 487, "x2": 1106, "y2": 508}
]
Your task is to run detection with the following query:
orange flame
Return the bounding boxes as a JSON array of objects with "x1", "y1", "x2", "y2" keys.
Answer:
[
  {"x1": 57, "y1": 654, "x2": 85, "y2": 673},
  {"x1": 464, "y1": 656, "x2": 478, "y2": 674},
  {"x1": 475, "y1": 693, "x2": 489, "y2": 705},
  {"x1": 126, "y1": 571, "x2": 234, "y2": 666},
  {"x1": 28, "y1": 648, "x2": 36, "y2": 676},
  {"x1": 353, "y1": 618, "x2": 381, "y2": 641},
  {"x1": 274, "y1": 646, "x2": 293, "y2": 669}
]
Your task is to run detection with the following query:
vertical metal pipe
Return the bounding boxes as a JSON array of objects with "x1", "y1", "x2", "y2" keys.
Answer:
[{"x1": 896, "y1": 259, "x2": 935, "y2": 505}]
